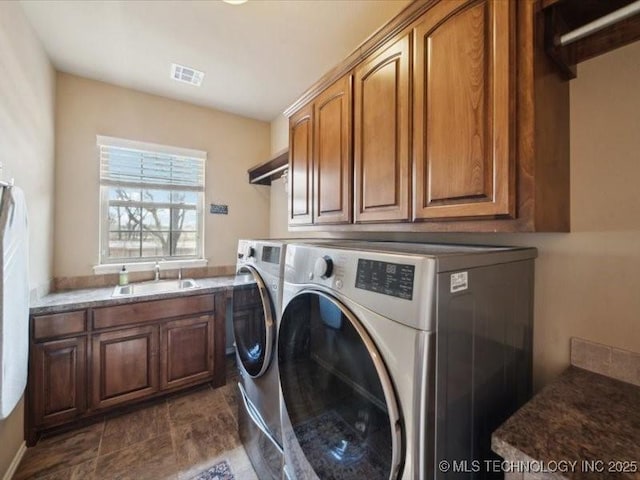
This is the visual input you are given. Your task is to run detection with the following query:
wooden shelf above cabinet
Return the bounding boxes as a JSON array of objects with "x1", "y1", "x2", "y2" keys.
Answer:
[
  {"x1": 247, "y1": 150, "x2": 288, "y2": 185},
  {"x1": 544, "y1": 0, "x2": 640, "y2": 79}
]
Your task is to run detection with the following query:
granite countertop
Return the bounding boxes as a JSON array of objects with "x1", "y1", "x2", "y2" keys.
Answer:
[
  {"x1": 492, "y1": 366, "x2": 640, "y2": 479},
  {"x1": 30, "y1": 275, "x2": 243, "y2": 315}
]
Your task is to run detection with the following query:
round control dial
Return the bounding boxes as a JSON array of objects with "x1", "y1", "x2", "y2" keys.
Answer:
[
  {"x1": 313, "y1": 256, "x2": 334, "y2": 279},
  {"x1": 245, "y1": 246, "x2": 255, "y2": 258}
]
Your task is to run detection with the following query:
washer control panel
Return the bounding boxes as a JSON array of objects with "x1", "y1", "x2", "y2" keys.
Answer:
[{"x1": 236, "y1": 240, "x2": 284, "y2": 280}]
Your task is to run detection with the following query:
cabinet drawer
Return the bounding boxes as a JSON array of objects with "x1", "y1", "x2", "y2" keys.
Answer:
[
  {"x1": 33, "y1": 311, "x2": 87, "y2": 341},
  {"x1": 92, "y1": 294, "x2": 214, "y2": 330}
]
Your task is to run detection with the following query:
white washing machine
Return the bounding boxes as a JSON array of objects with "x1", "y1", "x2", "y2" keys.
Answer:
[{"x1": 277, "y1": 242, "x2": 536, "y2": 479}]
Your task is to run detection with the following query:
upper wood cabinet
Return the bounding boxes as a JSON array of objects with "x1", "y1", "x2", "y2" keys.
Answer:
[
  {"x1": 289, "y1": 76, "x2": 353, "y2": 225},
  {"x1": 289, "y1": 105, "x2": 314, "y2": 225},
  {"x1": 284, "y1": 0, "x2": 570, "y2": 233},
  {"x1": 314, "y1": 75, "x2": 353, "y2": 224},
  {"x1": 413, "y1": 0, "x2": 514, "y2": 220},
  {"x1": 354, "y1": 33, "x2": 411, "y2": 223}
]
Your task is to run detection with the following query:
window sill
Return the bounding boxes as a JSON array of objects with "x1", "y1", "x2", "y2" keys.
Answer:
[{"x1": 93, "y1": 259, "x2": 208, "y2": 275}]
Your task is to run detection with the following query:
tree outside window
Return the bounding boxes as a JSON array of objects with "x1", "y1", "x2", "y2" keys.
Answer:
[{"x1": 98, "y1": 137, "x2": 205, "y2": 264}]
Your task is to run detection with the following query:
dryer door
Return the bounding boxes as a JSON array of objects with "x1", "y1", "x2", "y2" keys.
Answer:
[
  {"x1": 278, "y1": 291, "x2": 402, "y2": 480},
  {"x1": 233, "y1": 266, "x2": 275, "y2": 378}
]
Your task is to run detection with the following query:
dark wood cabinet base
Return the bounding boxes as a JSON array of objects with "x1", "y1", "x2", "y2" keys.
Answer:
[
  {"x1": 25, "y1": 377, "x2": 226, "y2": 447},
  {"x1": 26, "y1": 291, "x2": 228, "y2": 447}
]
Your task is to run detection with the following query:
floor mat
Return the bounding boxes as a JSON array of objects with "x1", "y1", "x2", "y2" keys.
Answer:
[
  {"x1": 293, "y1": 410, "x2": 389, "y2": 479},
  {"x1": 190, "y1": 460, "x2": 235, "y2": 480}
]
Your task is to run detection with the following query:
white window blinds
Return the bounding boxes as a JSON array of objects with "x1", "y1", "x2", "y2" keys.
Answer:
[
  {"x1": 97, "y1": 135, "x2": 206, "y2": 263},
  {"x1": 98, "y1": 136, "x2": 205, "y2": 191}
]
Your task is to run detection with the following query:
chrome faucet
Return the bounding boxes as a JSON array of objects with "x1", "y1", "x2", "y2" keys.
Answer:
[{"x1": 154, "y1": 261, "x2": 161, "y2": 282}]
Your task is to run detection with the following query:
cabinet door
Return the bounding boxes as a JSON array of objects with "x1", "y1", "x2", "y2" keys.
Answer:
[
  {"x1": 413, "y1": 0, "x2": 514, "y2": 220},
  {"x1": 32, "y1": 337, "x2": 86, "y2": 426},
  {"x1": 91, "y1": 325, "x2": 159, "y2": 410},
  {"x1": 160, "y1": 315, "x2": 215, "y2": 391},
  {"x1": 313, "y1": 75, "x2": 353, "y2": 224},
  {"x1": 289, "y1": 104, "x2": 314, "y2": 225},
  {"x1": 354, "y1": 33, "x2": 411, "y2": 223}
]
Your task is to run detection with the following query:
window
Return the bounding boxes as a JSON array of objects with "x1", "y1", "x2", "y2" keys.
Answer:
[{"x1": 98, "y1": 136, "x2": 205, "y2": 264}]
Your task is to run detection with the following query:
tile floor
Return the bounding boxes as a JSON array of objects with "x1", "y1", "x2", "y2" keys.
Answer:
[{"x1": 14, "y1": 356, "x2": 258, "y2": 480}]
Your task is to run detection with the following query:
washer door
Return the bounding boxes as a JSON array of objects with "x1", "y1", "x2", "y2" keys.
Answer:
[
  {"x1": 233, "y1": 266, "x2": 275, "y2": 378},
  {"x1": 278, "y1": 291, "x2": 402, "y2": 479}
]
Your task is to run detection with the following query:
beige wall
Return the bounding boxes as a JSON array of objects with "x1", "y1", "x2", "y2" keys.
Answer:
[
  {"x1": 269, "y1": 41, "x2": 640, "y2": 390},
  {"x1": 270, "y1": 114, "x2": 289, "y2": 157},
  {"x1": 270, "y1": 178, "x2": 289, "y2": 239},
  {"x1": 0, "y1": 2, "x2": 56, "y2": 476},
  {"x1": 55, "y1": 73, "x2": 271, "y2": 277},
  {"x1": 269, "y1": 115, "x2": 291, "y2": 237}
]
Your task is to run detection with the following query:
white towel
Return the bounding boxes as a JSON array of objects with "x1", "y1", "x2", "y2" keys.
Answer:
[{"x1": 0, "y1": 186, "x2": 29, "y2": 419}]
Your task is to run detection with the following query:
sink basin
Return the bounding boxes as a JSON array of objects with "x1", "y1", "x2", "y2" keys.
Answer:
[{"x1": 112, "y1": 278, "x2": 198, "y2": 297}]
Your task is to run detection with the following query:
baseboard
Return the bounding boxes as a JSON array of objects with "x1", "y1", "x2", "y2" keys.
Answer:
[{"x1": 2, "y1": 441, "x2": 26, "y2": 480}]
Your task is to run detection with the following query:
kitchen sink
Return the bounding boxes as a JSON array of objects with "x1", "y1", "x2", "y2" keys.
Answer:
[{"x1": 112, "y1": 278, "x2": 198, "y2": 297}]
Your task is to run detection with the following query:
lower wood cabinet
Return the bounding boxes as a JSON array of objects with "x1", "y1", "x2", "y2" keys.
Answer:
[
  {"x1": 91, "y1": 325, "x2": 159, "y2": 410},
  {"x1": 27, "y1": 291, "x2": 227, "y2": 445},
  {"x1": 160, "y1": 315, "x2": 215, "y2": 390},
  {"x1": 32, "y1": 337, "x2": 86, "y2": 426}
]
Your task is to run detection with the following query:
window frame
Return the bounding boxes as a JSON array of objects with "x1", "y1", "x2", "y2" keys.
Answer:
[{"x1": 97, "y1": 136, "x2": 206, "y2": 266}]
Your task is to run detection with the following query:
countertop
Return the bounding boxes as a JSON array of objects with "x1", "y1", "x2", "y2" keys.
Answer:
[
  {"x1": 30, "y1": 276, "x2": 242, "y2": 315},
  {"x1": 492, "y1": 366, "x2": 640, "y2": 479}
]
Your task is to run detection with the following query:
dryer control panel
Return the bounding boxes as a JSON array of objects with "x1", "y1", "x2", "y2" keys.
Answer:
[
  {"x1": 284, "y1": 243, "x2": 437, "y2": 331},
  {"x1": 355, "y1": 259, "x2": 415, "y2": 300}
]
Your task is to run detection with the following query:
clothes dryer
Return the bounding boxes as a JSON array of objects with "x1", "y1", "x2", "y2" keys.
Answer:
[{"x1": 277, "y1": 242, "x2": 536, "y2": 479}]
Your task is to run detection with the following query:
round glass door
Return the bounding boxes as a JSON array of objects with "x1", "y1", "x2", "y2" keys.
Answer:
[
  {"x1": 232, "y1": 266, "x2": 275, "y2": 377},
  {"x1": 278, "y1": 291, "x2": 402, "y2": 479}
]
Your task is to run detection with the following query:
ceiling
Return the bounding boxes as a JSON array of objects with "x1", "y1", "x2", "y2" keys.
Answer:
[{"x1": 20, "y1": 0, "x2": 411, "y2": 122}]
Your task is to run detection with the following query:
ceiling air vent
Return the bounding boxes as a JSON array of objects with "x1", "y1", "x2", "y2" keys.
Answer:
[{"x1": 170, "y1": 63, "x2": 205, "y2": 86}]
